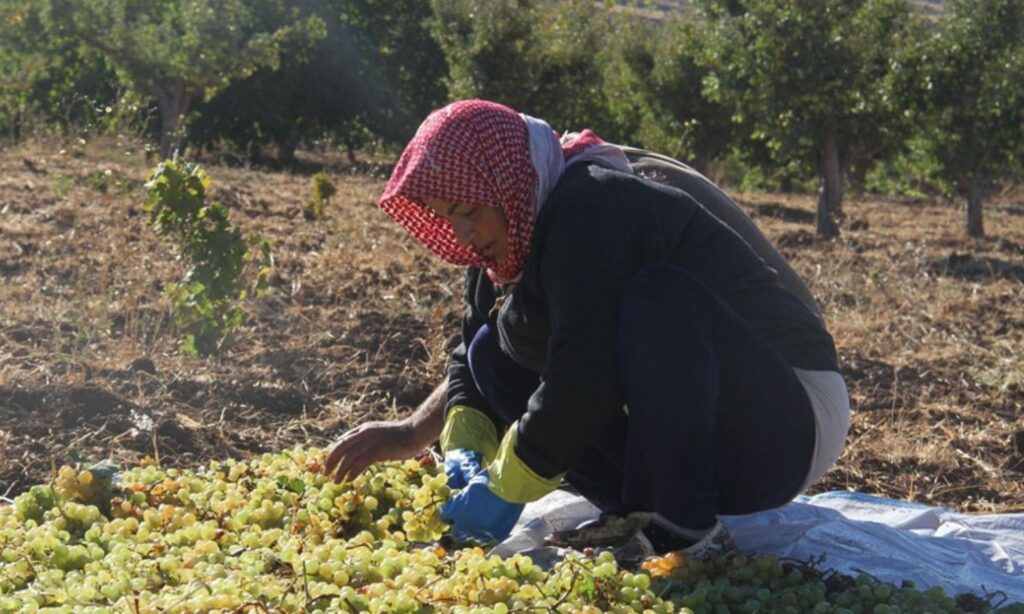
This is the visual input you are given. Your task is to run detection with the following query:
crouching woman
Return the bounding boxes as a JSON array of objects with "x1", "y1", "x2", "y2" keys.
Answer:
[{"x1": 325, "y1": 99, "x2": 850, "y2": 558}]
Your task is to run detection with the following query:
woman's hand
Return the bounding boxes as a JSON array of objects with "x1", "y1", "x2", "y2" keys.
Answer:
[
  {"x1": 322, "y1": 379, "x2": 448, "y2": 482},
  {"x1": 322, "y1": 420, "x2": 425, "y2": 483},
  {"x1": 440, "y1": 470, "x2": 524, "y2": 543},
  {"x1": 443, "y1": 448, "x2": 486, "y2": 489}
]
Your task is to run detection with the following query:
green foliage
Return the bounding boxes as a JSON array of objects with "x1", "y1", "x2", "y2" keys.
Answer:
[
  {"x1": 599, "y1": 12, "x2": 657, "y2": 147},
  {"x1": 697, "y1": 0, "x2": 920, "y2": 234},
  {"x1": 430, "y1": 0, "x2": 540, "y2": 108},
  {"x1": 529, "y1": 0, "x2": 618, "y2": 135},
  {"x1": 924, "y1": 0, "x2": 1024, "y2": 182},
  {"x1": 305, "y1": 171, "x2": 337, "y2": 220},
  {"x1": 50, "y1": 172, "x2": 73, "y2": 198},
  {"x1": 6, "y1": 0, "x2": 1024, "y2": 209},
  {"x1": 83, "y1": 169, "x2": 114, "y2": 193},
  {"x1": 42, "y1": 0, "x2": 326, "y2": 157},
  {"x1": 144, "y1": 158, "x2": 272, "y2": 357},
  {"x1": 865, "y1": 134, "x2": 951, "y2": 198},
  {"x1": 919, "y1": 0, "x2": 1024, "y2": 234},
  {"x1": 603, "y1": 10, "x2": 737, "y2": 173},
  {"x1": 0, "y1": 0, "x2": 118, "y2": 142},
  {"x1": 190, "y1": 0, "x2": 446, "y2": 162},
  {"x1": 430, "y1": 0, "x2": 616, "y2": 135},
  {"x1": 703, "y1": 0, "x2": 918, "y2": 166},
  {"x1": 81, "y1": 168, "x2": 142, "y2": 195},
  {"x1": 339, "y1": 0, "x2": 449, "y2": 143}
]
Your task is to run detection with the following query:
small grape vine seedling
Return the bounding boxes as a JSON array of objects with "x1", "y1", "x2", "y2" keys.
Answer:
[
  {"x1": 144, "y1": 157, "x2": 273, "y2": 356},
  {"x1": 305, "y1": 171, "x2": 337, "y2": 220}
]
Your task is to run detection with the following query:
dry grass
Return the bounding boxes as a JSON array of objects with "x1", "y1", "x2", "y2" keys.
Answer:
[
  {"x1": 0, "y1": 141, "x2": 462, "y2": 496},
  {"x1": 1, "y1": 140, "x2": 1021, "y2": 514},
  {"x1": 734, "y1": 191, "x2": 1024, "y2": 511}
]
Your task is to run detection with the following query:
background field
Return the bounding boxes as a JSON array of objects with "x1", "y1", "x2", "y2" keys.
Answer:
[{"x1": 1, "y1": 142, "x2": 1021, "y2": 514}]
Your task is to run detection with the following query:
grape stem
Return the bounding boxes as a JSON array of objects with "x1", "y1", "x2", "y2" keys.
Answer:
[
  {"x1": 151, "y1": 425, "x2": 161, "y2": 468},
  {"x1": 20, "y1": 553, "x2": 38, "y2": 583},
  {"x1": 981, "y1": 588, "x2": 1009, "y2": 609},
  {"x1": 230, "y1": 601, "x2": 274, "y2": 613},
  {"x1": 301, "y1": 560, "x2": 312, "y2": 607},
  {"x1": 549, "y1": 563, "x2": 582, "y2": 610},
  {"x1": 778, "y1": 554, "x2": 827, "y2": 570},
  {"x1": 849, "y1": 566, "x2": 882, "y2": 583},
  {"x1": 415, "y1": 496, "x2": 448, "y2": 511},
  {"x1": 47, "y1": 477, "x2": 71, "y2": 527},
  {"x1": 280, "y1": 451, "x2": 303, "y2": 472},
  {"x1": 656, "y1": 579, "x2": 687, "y2": 599},
  {"x1": 165, "y1": 580, "x2": 212, "y2": 610},
  {"x1": 413, "y1": 574, "x2": 444, "y2": 599}
]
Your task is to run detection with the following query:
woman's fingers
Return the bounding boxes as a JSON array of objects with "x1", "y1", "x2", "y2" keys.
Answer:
[
  {"x1": 323, "y1": 425, "x2": 370, "y2": 478},
  {"x1": 333, "y1": 446, "x2": 379, "y2": 484},
  {"x1": 323, "y1": 421, "x2": 413, "y2": 482}
]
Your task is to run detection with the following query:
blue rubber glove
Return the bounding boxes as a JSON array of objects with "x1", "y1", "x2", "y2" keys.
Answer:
[
  {"x1": 440, "y1": 470, "x2": 525, "y2": 543},
  {"x1": 443, "y1": 448, "x2": 485, "y2": 489}
]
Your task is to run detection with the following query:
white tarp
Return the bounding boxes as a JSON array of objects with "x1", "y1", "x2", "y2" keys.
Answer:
[{"x1": 496, "y1": 490, "x2": 1024, "y2": 605}]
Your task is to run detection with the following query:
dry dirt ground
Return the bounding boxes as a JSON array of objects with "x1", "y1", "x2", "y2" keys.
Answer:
[{"x1": 1, "y1": 141, "x2": 1022, "y2": 515}]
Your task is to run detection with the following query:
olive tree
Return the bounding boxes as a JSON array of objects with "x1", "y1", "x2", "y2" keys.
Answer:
[
  {"x1": 702, "y1": 0, "x2": 918, "y2": 237},
  {"x1": 190, "y1": 0, "x2": 447, "y2": 163},
  {"x1": 43, "y1": 0, "x2": 325, "y2": 158},
  {"x1": 923, "y1": 0, "x2": 1024, "y2": 237},
  {"x1": 603, "y1": 10, "x2": 737, "y2": 176},
  {"x1": 0, "y1": 0, "x2": 116, "y2": 141},
  {"x1": 429, "y1": 0, "x2": 615, "y2": 135}
]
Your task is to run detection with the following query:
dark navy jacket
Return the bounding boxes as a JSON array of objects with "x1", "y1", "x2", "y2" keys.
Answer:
[{"x1": 447, "y1": 162, "x2": 837, "y2": 479}]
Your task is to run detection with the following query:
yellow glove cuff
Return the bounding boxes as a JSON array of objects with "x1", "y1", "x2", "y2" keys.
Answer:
[
  {"x1": 439, "y1": 405, "x2": 499, "y2": 462},
  {"x1": 488, "y1": 422, "x2": 564, "y2": 504}
]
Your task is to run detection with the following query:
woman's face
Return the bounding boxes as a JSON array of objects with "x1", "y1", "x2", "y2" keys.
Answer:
[{"x1": 425, "y1": 199, "x2": 509, "y2": 265}]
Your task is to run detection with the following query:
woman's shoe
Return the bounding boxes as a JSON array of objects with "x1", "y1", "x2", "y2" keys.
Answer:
[
  {"x1": 547, "y1": 514, "x2": 736, "y2": 567},
  {"x1": 613, "y1": 518, "x2": 736, "y2": 568},
  {"x1": 546, "y1": 512, "x2": 653, "y2": 549}
]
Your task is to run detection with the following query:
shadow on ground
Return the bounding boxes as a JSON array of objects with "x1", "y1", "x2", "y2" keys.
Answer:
[{"x1": 929, "y1": 252, "x2": 1024, "y2": 283}]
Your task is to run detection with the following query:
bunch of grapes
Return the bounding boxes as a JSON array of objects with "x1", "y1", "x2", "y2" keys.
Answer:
[
  {"x1": 1, "y1": 446, "x2": 1021, "y2": 613},
  {"x1": 648, "y1": 552, "x2": 1024, "y2": 614},
  {"x1": 11, "y1": 486, "x2": 55, "y2": 523},
  {"x1": 53, "y1": 466, "x2": 101, "y2": 506}
]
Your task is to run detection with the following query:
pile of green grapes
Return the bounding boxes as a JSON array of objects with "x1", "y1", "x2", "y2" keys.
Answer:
[{"x1": 0, "y1": 447, "x2": 1020, "y2": 613}]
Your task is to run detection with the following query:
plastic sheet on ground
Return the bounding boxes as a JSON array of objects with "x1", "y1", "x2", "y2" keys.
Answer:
[{"x1": 494, "y1": 490, "x2": 1024, "y2": 604}]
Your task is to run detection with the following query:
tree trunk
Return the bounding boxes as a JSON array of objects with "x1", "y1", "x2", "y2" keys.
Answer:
[
  {"x1": 276, "y1": 132, "x2": 300, "y2": 165},
  {"x1": 693, "y1": 150, "x2": 712, "y2": 178},
  {"x1": 967, "y1": 177, "x2": 984, "y2": 238},
  {"x1": 154, "y1": 83, "x2": 192, "y2": 160},
  {"x1": 10, "y1": 106, "x2": 22, "y2": 141},
  {"x1": 816, "y1": 129, "x2": 842, "y2": 238}
]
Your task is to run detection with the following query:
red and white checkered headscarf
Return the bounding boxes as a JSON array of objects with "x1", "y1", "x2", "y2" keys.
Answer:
[{"x1": 379, "y1": 99, "x2": 625, "y2": 285}]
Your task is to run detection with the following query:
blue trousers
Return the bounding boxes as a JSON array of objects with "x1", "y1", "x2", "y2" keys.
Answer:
[{"x1": 467, "y1": 263, "x2": 815, "y2": 530}]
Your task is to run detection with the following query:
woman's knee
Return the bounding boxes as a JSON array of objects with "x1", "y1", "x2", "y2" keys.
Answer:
[
  {"x1": 467, "y1": 324, "x2": 498, "y2": 373},
  {"x1": 467, "y1": 324, "x2": 539, "y2": 424}
]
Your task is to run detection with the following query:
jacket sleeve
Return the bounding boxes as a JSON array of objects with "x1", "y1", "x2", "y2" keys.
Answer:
[
  {"x1": 512, "y1": 201, "x2": 634, "y2": 480},
  {"x1": 445, "y1": 267, "x2": 504, "y2": 428}
]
